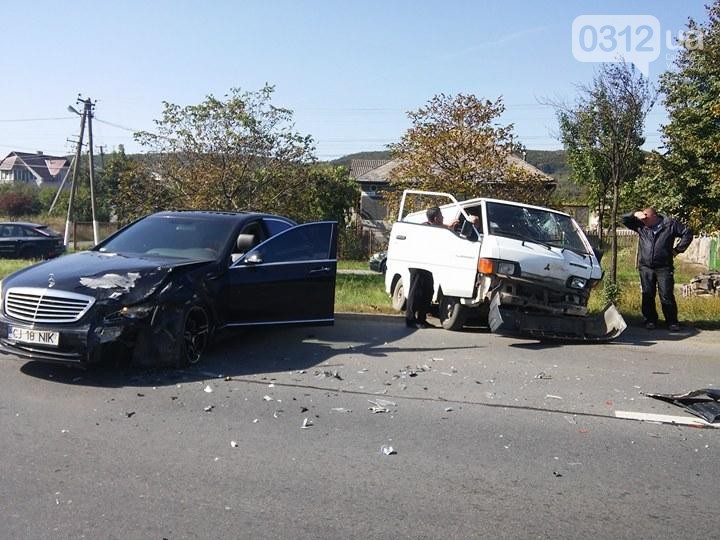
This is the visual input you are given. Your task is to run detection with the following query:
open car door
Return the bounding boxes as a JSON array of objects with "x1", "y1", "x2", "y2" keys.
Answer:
[{"x1": 224, "y1": 221, "x2": 338, "y2": 327}]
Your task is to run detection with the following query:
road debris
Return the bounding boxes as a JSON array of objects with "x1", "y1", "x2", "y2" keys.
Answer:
[
  {"x1": 643, "y1": 388, "x2": 720, "y2": 423},
  {"x1": 315, "y1": 370, "x2": 343, "y2": 380},
  {"x1": 204, "y1": 405, "x2": 214, "y2": 412},
  {"x1": 380, "y1": 445, "x2": 397, "y2": 456},
  {"x1": 203, "y1": 385, "x2": 213, "y2": 393},
  {"x1": 545, "y1": 394, "x2": 563, "y2": 400},
  {"x1": 230, "y1": 440, "x2": 239, "y2": 448},
  {"x1": 301, "y1": 418, "x2": 313, "y2": 429},
  {"x1": 534, "y1": 372, "x2": 552, "y2": 380},
  {"x1": 368, "y1": 399, "x2": 395, "y2": 413},
  {"x1": 331, "y1": 408, "x2": 352, "y2": 413},
  {"x1": 263, "y1": 395, "x2": 274, "y2": 402}
]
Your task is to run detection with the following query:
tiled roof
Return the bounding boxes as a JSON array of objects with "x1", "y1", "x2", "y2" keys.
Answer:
[
  {"x1": 0, "y1": 151, "x2": 70, "y2": 184},
  {"x1": 350, "y1": 155, "x2": 554, "y2": 185},
  {"x1": 350, "y1": 159, "x2": 397, "y2": 183}
]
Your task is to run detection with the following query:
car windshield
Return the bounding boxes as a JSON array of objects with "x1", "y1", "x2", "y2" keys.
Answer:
[
  {"x1": 98, "y1": 215, "x2": 237, "y2": 260},
  {"x1": 486, "y1": 201, "x2": 590, "y2": 255}
]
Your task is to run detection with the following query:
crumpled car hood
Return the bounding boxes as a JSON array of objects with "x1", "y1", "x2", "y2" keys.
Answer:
[{"x1": 4, "y1": 251, "x2": 206, "y2": 303}]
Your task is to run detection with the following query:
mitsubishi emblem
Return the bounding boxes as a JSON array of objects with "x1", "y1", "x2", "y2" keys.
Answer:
[
  {"x1": 48, "y1": 273, "x2": 56, "y2": 288},
  {"x1": 543, "y1": 264, "x2": 550, "y2": 271}
]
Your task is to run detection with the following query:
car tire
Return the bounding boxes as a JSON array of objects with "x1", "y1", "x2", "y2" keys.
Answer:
[
  {"x1": 391, "y1": 277, "x2": 406, "y2": 311},
  {"x1": 439, "y1": 295, "x2": 467, "y2": 331},
  {"x1": 179, "y1": 305, "x2": 211, "y2": 366}
]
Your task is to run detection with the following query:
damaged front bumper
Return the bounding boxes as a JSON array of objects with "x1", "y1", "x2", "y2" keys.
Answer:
[
  {"x1": 0, "y1": 312, "x2": 148, "y2": 366},
  {"x1": 488, "y1": 293, "x2": 626, "y2": 342}
]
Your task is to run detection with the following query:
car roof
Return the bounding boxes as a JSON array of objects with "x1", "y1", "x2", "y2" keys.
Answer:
[
  {"x1": 149, "y1": 210, "x2": 296, "y2": 225},
  {"x1": 0, "y1": 221, "x2": 44, "y2": 228}
]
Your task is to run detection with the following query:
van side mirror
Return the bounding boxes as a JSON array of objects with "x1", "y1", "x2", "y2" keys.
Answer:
[{"x1": 459, "y1": 220, "x2": 479, "y2": 241}]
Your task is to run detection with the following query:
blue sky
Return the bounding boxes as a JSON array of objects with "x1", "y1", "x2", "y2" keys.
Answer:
[{"x1": 1, "y1": 1, "x2": 710, "y2": 160}]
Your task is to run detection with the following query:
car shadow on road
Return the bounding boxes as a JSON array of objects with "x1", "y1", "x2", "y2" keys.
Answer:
[{"x1": 19, "y1": 317, "x2": 481, "y2": 388}]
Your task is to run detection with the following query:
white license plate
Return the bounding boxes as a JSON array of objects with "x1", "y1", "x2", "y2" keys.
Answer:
[{"x1": 8, "y1": 326, "x2": 60, "y2": 347}]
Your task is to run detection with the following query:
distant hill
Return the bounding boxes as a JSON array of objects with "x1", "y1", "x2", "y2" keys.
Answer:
[
  {"x1": 524, "y1": 150, "x2": 586, "y2": 202},
  {"x1": 330, "y1": 151, "x2": 391, "y2": 168}
]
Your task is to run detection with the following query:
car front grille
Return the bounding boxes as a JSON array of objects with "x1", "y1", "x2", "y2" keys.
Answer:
[{"x1": 4, "y1": 287, "x2": 95, "y2": 324}]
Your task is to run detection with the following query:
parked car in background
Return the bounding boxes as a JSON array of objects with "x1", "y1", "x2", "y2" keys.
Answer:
[
  {"x1": 368, "y1": 250, "x2": 387, "y2": 273},
  {"x1": 0, "y1": 211, "x2": 338, "y2": 368},
  {"x1": 0, "y1": 222, "x2": 65, "y2": 259}
]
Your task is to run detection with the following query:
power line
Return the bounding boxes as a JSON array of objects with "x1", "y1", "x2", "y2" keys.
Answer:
[{"x1": 0, "y1": 116, "x2": 75, "y2": 123}]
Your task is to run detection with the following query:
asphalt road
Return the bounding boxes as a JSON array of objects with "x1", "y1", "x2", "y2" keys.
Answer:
[{"x1": 1, "y1": 314, "x2": 718, "y2": 539}]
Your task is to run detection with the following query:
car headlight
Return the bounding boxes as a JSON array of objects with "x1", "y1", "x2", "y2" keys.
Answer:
[
  {"x1": 496, "y1": 261, "x2": 518, "y2": 275},
  {"x1": 107, "y1": 303, "x2": 157, "y2": 321},
  {"x1": 567, "y1": 276, "x2": 588, "y2": 289},
  {"x1": 478, "y1": 259, "x2": 520, "y2": 276}
]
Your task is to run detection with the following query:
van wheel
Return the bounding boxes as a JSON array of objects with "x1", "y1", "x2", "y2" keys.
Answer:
[
  {"x1": 439, "y1": 296, "x2": 467, "y2": 331},
  {"x1": 391, "y1": 277, "x2": 406, "y2": 311}
]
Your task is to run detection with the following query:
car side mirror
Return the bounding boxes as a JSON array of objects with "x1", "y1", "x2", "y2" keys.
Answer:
[{"x1": 245, "y1": 252, "x2": 263, "y2": 265}]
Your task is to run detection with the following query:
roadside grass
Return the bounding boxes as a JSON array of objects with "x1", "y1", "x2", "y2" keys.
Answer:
[
  {"x1": 0, "y1": 259, "x2": 35, "y2": 278},
  {"x1": 335, "y1": 273, "x2": 394, "y2": 314},
  {"x1": 337, "y1": 260, "x2": 369, "y2": 271}
]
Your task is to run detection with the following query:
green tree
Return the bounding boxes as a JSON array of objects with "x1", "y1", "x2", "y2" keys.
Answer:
[
  {"x1": 555, "y1": 63, "x2": 654, "y2": 285},
  {"x1": 387, "y1": 94, "x2": 552, "y2": 214},
  {"x1": 635, "y1": 1, "x2": 720, "y2": 231},
  {"x1": 133, "y1": 86, "x2": 316, "y2": 214}
]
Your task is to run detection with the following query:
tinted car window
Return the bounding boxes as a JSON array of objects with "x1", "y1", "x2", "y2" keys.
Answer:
[
  {"x1": 252, "y1": 223, "x2": 333, "y2": 263},
  {"x1": 99, "y1": 216, "x2": 238, "y2": 259},
  {"x1": 263, "y1": 218, "x2": 293, "y2": 237},
  {"x1": 1, "y1": 225, "x2": 17, "y2": 237},
  {"x1": 22, "y1": 227, "x2": 44, "y2": 237}
]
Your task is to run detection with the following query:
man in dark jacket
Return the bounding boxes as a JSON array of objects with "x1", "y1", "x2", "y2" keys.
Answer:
[
  {"x1": 622, "y1": 207, "x2": 693, "y2": 330},
  {"x1": 405, "y1": 207, "x2": 444, "y2": 328}
]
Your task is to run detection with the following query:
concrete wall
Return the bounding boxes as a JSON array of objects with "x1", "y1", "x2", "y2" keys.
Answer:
[{"x1": 678, "y1": 236, "x2": 719, "y2": 270}]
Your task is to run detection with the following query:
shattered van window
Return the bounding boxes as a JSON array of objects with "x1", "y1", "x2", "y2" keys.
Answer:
[{"x1": 486, "y1": 202, "x2": 590, "y2": 255}]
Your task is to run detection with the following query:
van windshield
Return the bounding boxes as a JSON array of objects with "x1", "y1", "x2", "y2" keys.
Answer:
[{"x1": 486, "y1": 202, "x2": 590, "y2": 255}]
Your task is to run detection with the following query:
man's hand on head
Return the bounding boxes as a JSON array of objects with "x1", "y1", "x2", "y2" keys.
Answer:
[{"x1": 634, "y1": 211, "x2": 647, "y2": 221}]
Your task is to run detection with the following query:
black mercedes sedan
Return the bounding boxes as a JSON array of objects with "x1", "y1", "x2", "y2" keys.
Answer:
[
  {"x1": 0, "y1": 211, "x2": 337, "y2": 368},
  {"x1": 0, "y1": 221, "x2": 65, "y2": 259}
]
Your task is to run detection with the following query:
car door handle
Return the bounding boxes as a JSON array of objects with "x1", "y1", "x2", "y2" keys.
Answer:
[
  {"x1": 309, "y1": 266, "x2": 331, "y2": 274},
  {"x1": 395, "y1": 235, "x2": 406, "y2": 240}
]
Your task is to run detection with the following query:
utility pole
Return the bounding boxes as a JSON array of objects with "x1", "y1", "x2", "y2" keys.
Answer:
[
  {"x1": 96, "y1": 145, "x2": 106, "y2": 169},
  {"x1": 85, "y1": 98, "x2": 100, "y2": 245},
  {"x1": 62, "y1": 96, "x2": 100, "y2": 246},
  {"x1": 63, "y1": 100, "x2": 88, "y2": 247}
]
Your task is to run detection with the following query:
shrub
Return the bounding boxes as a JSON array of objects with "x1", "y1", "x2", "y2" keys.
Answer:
[{"x1": 0, "y1": 190, "x2": 40, "y2": 217}]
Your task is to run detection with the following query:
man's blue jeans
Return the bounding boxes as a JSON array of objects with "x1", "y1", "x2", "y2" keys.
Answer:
[{"x1": 639, "y1": 265, "x2": 678, "y2": 325}]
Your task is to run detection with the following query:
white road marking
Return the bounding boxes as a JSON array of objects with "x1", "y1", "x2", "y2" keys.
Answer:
[{"x1": 614, "y1": 410, "x2": 716, "y2": 428}]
